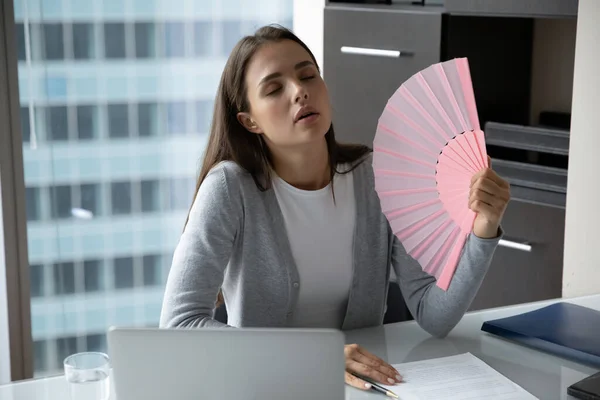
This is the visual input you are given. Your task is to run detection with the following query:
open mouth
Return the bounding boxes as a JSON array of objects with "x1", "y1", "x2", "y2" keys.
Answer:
[{"x1": 297, "y1": 111, "x2": 319, "y2": 122}]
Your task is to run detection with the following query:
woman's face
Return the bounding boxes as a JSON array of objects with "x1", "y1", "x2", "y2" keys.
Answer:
[{"x1": 238, "y1": 39, "x2": 332, "y2": 152}]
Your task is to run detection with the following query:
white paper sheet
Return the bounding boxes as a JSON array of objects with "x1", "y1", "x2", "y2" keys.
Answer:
[{"x1": 382, "y1": 353, "x2": 538, "y2": 400}]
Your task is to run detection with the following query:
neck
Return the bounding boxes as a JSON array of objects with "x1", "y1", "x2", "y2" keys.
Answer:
[{"x1": 269, "y1": 138, "x2": 330, "y2": 191}]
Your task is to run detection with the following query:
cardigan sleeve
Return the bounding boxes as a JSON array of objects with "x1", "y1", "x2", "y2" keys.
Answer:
[
  {"x1": 391, "y1": 228, "x2": 502, "y2": 338},
  {"x1": 159, "y1": 164, "x2": 241, "y2": 328}
]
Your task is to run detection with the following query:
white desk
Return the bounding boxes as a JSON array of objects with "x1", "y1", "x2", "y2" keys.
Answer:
[{"x1": 1, "y1": 295, "x2": 599, "y2": 400}]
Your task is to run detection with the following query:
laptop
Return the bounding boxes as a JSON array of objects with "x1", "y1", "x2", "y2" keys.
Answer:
[{"x1": 107, "y1": 327, "x2": 346, "y2": 400}]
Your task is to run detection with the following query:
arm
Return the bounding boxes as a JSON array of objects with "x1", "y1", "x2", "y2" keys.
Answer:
[
  {"x1": 159, "y1": 166, "x2": 240, "y2": 328},
  {"x1": 392, "y1": 229, "x2": 502, "y2": 338}
]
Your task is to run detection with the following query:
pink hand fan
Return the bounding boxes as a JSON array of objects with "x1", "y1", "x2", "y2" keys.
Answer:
[{"x1": 373, "y1": 57, "x2": 488, "y2": 291}]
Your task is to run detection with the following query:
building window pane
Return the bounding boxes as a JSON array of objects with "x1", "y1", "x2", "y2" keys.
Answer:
[
  {"x1": 142, "y1": 255, "x2": 160, "y2": 286},
  {"x1": 86, "y1": 334, "x2": 107, "y2": 353},
  {"x1": 26, "y1": 187, "x2": 41, "y2": 221},
  {"x1": 111, "y1": 182, "x2": 132, "y2": 215},
  {"x1": 73, "y1": 23, "x2": 95, "y2": 59},
  {"x1": 222, "y1": 21, "x2": 242, "y2": 56},
  {"x1": 30, "y1": 264, "x2": 45, "y2": 297},
  {"x1": 114, "y1": 257, "x2": 134, "y2": 289},
  {"x1": 193, "y1": 21, "x2": 213, "y2": 57},
  {"x1": 80, "y1": 183, "x2": 99, "y2": 216},
  {"x1": 51, "y1": 185, "x2": 72, "y2": 219},
  {"x1": 34, "y1": 340, "x2": 47, "y2": 373},
  {"x1": 53, "y1": 262, "x2": 75, "y2": 295},
  {"x1": 43, "y1": 24, "x2": 64, "y2": 60},
  {"x1": 21, "y1": 106, "x2": 31, "y2": 142},
  {"x1": 104, "y1": 23, "x2": 126, "y2": 59},
  {"x1": 76, "y1": 105, "x2": 97, "y2": 140},
  {"x1": 195, "y1": 100, "x2": 212, "y2": 135},
  {"x1": 16, "y1": 23, "x2": 26, "y2": 61},
  {"x1": 137, "y1": 103, "x2": 158, "y2": 137},
  {"x1": 108, "y1": 104, "x2": 129, "y2": 138},
  {"x1": 141, "y1": 180, "x2": 160, "y2": 212},
  {"x1": 134, "y1": 23, "x2": 156, "y2": 58},
  {"x1": 166, "y1": 102, "x2": 187, "y2": 135},
  {"x1": 46, "y1": 106, "x2": 68, "y2": 141},
  {"x1": 56, "y1": 337, "x2": 77, "y2": 369},
  {"x1": 84, "y1": 260, "x2": 103, "y2": 292},
  {"x1": 169, "y1": 178, "x2": 193, "y2": 211},
  {"x1": 164, "y1": 22, "x2": 185, "y2": 58}
]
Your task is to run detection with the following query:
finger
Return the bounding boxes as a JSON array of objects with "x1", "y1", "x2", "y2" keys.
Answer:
[
  {"x1": 351, "y1": 351, "x2": 402, "y2": 383},
  {"x1": 345, "y1": 371, "x2": 372, "y2": 391},
  {"x1": 470, "y1": 189, "x2": 504, "y2": 210},
  {"x1": 347, "y1": 360, "x2": 397, "y2": 385},
  {"x1": 487, "y1": 155, "x2": 492, "y2": 168},
  {"x1": 356, "y1": 346, "x2": 402, "y2": 380},
  {"x1": 483, "y1": 168, "x2": 510, "y2": 189},
  {"x1": 471, "y1": 181, "x2": 510, "y2": 205},
  {"x1": 470, "y1": 199, "x2": 497, "y2": 217}
]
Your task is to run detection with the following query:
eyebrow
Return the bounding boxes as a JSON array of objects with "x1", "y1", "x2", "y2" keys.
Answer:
[{"x1": 258, "y1": 60, "x2": 315, "y2": 87}]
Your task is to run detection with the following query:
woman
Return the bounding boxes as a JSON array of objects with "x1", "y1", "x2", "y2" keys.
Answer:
[{"x1": 160, "y1": 25, "x2": 510, "y2": 391}]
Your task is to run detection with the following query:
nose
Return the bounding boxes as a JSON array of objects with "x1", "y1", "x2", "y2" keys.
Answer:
[{"x1": 293, "y1": 83, "x2": 309, "y2": 103}]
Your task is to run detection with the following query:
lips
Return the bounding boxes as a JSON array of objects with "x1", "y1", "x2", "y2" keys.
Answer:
[{"x1": 294, "y1": 106, "x2": 320, "y2": 123}]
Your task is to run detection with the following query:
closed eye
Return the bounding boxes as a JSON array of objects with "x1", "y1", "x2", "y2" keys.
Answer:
[{"x1": 301, "y1": 75, "x2": 315, "y2": 80}]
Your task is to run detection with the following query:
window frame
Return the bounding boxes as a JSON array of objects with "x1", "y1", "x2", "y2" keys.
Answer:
[{"x1": 0, "y1": 0, "x2": 34, "y2": 382}]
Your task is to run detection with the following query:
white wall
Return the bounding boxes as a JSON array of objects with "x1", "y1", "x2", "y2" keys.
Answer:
[
  {"x1": 563, "y1": 0, "x2": 600, "y2": 297},
  {"x1": 293, "y1": 0, "x2": 325, "y2": 74}
]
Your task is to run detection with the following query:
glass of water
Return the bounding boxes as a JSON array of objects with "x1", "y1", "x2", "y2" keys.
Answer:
[{"x1": 64, "y1": 352, "x2": 111, "y2": 400}]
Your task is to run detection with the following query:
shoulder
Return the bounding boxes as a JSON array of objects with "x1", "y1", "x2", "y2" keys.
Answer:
[{"x1": 202, "y1": 161, "x2": 256, "y2": 194}]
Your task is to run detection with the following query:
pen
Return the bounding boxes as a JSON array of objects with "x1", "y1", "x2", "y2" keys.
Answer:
[{"x1": 350, "y1": 373, "x2": 400, "y2": 399}]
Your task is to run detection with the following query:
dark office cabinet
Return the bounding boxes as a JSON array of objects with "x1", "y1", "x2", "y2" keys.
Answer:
[{"x1": 323, "y1": 6, "x2": 441, "y2": 146}]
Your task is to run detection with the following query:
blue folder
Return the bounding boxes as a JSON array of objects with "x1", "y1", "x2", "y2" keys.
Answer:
[{"x1": 481, "y1": 302, "x2": 600, "y2": 367}]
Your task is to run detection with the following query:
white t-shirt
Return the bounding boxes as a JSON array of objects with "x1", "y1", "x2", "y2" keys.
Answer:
[{"x1": 272, "y1": 168, "x2": 356, "y2": 329}]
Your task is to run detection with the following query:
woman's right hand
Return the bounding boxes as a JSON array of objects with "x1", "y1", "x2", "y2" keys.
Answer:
[{"x1": 344, "y1": 344, "x2": 403, "y2": 390}]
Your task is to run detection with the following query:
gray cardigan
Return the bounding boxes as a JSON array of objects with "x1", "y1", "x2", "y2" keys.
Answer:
[{"x1": 159, "y1": 155, "x2": 502, "y2": 337}]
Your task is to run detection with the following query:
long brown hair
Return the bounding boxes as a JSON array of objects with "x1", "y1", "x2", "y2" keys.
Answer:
[{"x1": 185, "y1": 25, "x2": 372, "y2": 307}]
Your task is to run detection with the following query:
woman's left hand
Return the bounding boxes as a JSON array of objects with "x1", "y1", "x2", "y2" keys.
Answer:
[{"x1": 469, "y1": 158, "x2": 511, "y2": 239}]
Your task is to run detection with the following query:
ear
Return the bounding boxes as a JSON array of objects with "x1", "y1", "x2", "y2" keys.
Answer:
[{"x1": 237, "y1": 112, "x2": 262, "y2": 134}]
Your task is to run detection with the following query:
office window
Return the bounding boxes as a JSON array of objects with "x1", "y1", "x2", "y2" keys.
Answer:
[
  {"x1": 195, "y1": 100, "x2": 212, "y2": 135},
  {"x1": 111, "y1": 181, "x2": 132, "y2": 215},
  {"x1": 164, "y1": 22, "x2": 186, "y2": 58},
  {"x1": 84, "y1": 260, "x2": 103, "y2": 292},
  {"x1": 33, "y1": 340, "x2": 48, "y2": 373},
  {"x1": 166, "y1": 102, "x2": 187, "y2": 135},
  {"x1": 114, "y1": 257, "x2": 134, "y2": 289},
  {"x1": 46, "y1": 106, "x2": 69, "y2": 141},
  {"x1": 142, "y1": 255, "x2": 161, "y2": 286},
  {"x1": 76, "y1": 105, "x2": 97, "y2": 140},
  {"x1": 20, "y1": 106, "x2": 30, "y2": 142},
  {"x1": 80, "y1": 183, "x2": 99, "y2": 216},
  {"x1": 53, "y1": 262, "x2": 76, "y2": 295},
  {"x1": 12, "y1": 0, "x2": 294, "y2": 380},
  {"x1": 72, "y1": 23, "x2": 95, "y2": 60},
  {"x1": 25, "y1": 187, "x2": 41, "y2": 221},
  {"x1": 141, "y1": 179, "x2": 160, "y2": 212},
  {"x1": 43, "y1": 24, "x2": 64, "y2": 60},
  {"x1": 86, "y1": 333, "x2": 107, "y2": 353},
  {"x1": 169, "y1": 177, "x2": 193, "y2": 211},
  {"x1": 193, "y1": 21, "x2": 213, "y2": 57},
  {"x1": 137, "y1": 102, "x2": 158, "y2": 137},
  {"x1": 134, "y1": 23, "x2": 156, "y2": 58},
  {"x1": 104, "y1": 23, "x2": 126, "y2": 58},
  {"x1": 56, "y1": 336, "x2": 78, "y2": 370},
  {"x1": 108, "y1": 104, "x2": 129, "y2": 138},
  {"x1": 30, "y1": 264, "x2": 45, "y2": 297},
  {"x1": 16, "y1": 23, "x2": 26, "y2": 61},
  {"x1": 221, "y1": 21, "x2": 243, "y2": 55},
  {"x1": 51, "y1": 185, "x2": 72, "y2": 219}
]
